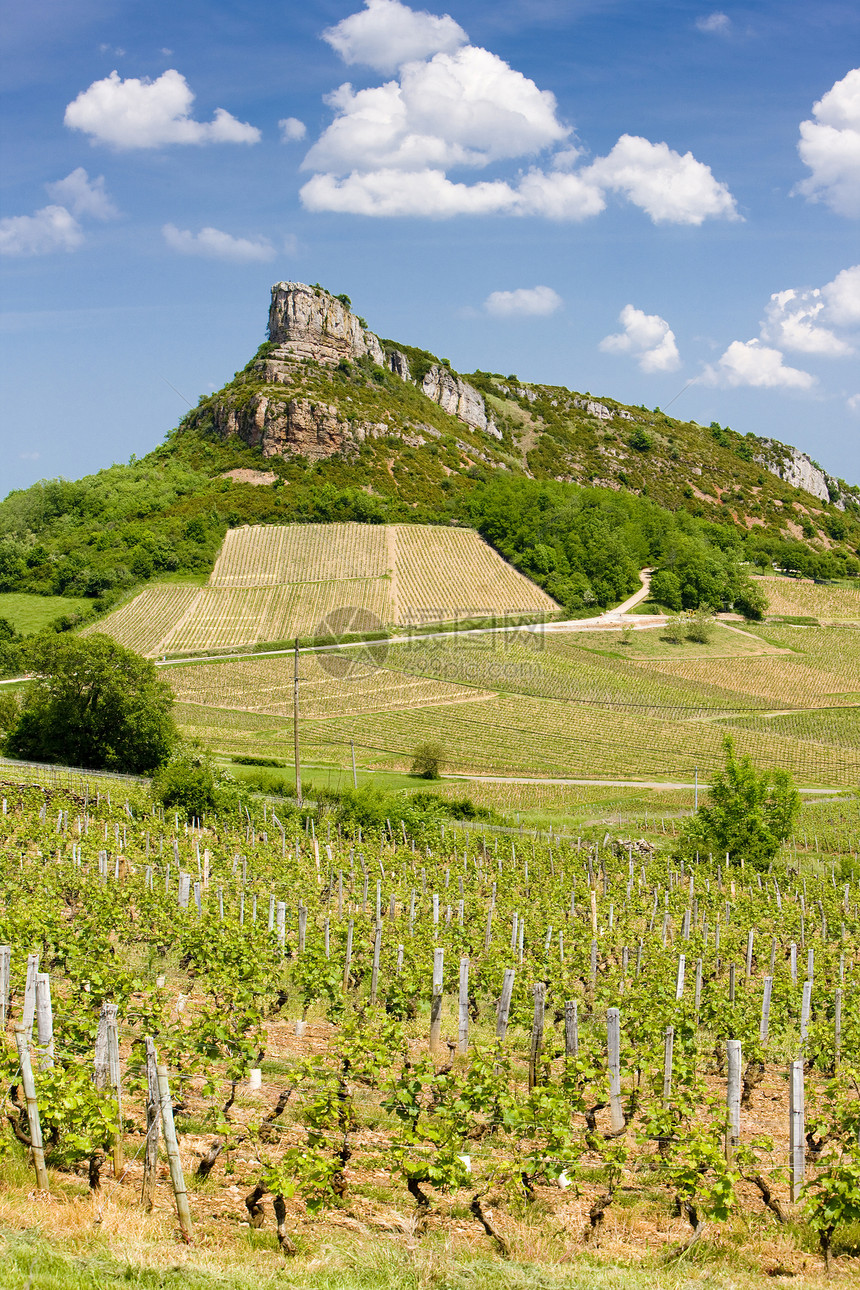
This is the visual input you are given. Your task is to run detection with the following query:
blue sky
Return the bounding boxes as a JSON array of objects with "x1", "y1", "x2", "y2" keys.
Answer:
[{"x1": 1, "y1": 0, "x2": 858, "y2": 495}]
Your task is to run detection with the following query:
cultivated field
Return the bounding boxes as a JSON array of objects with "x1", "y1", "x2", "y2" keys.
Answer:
[
  {"x1": 754, "y1": 575, "x2": 860, "y2": 619},
  {"x1": 90, "y1": 523, "x2": 557, "y2": 656},
  {"x1": 392, "y1": 523, "x2": 557, "y2": 624},
  {"x1": 163, "y1": 619, "x2": 860, "y2": 786},
  {"x1": 209, "y1": 522, "x2": 389, "y2": 587},
  {"x1": 1, "y1": 776, "x2": 857, "y2": 1287}
]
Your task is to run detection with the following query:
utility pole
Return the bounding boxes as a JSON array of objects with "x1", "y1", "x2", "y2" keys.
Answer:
[
  {"x1": 293, "y1": 638, "x2": 302, "y2": 806},
  {"x1": 694, "y1": 767, "x2": 698, "y2": 812},
  {"x1": 351, "y1": 741, "x2": 358, "y2": 790}
]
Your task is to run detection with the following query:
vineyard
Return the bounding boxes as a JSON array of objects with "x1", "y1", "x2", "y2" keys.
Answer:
[
  {"x1": 1, "y1": 772, "x2": 859, "y2": 1287},
  {"x1": 209, "y1": 523, "x2": 389, "y2": 588},
  {"x1": 161, "y1": 622, "x2": 860, "y2": 786},
  {"x1": 753, "y1": 577, "x2": 860, "y2": 620},
  {"x1": 89, "y1": 523, "x2": 557, "y2": 659}
]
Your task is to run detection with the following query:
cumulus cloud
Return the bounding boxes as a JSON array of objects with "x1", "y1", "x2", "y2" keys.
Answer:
[
  {"x1": 301, "y1": 4, "x2": 738, "y2": 224},
  {"x1": 583, "y1": 135, "x2": 739, "y2": 224},
  {"x1": 822, "y1": 263, "x2": 860, "y2": 326},
  {"x1": 483, "y1": 285, "x2": 562, "y2": 317},
  {"x1": 600, "y1": 304, "x2": 681, "y2": 372},
  {"x1": 696, "y1": 12, "x2": 732, "y2": 35},
  {"x1": 45, "y1": 168, "x2": 118, "y2": 220},
  {"x1": 0, "y1": 168, "x2": 120, "y2": 256},
  {"x1": 65, "y1": 69, "x2": 260, "y2": 149},
  {"x1": 300, "y1": 167, "x2": 519, "y2": 216},
  {"x1": 796, "y1": 67, "x2": 860, "y2": 217},
  {"x1": 513, "y1": 168, "x2": 605, "y2": 219},
  {"x1": 279, "y1": 117, "x2": 307, "y2": 142},
  {"x1": 162, "y1": 224, "x2": 275, "y2": 261},
  {"x1": 0, "y1": 205, "x2": 83, "y2": 256},
  {"x1": 323, "y1": 0, "x2": 467, "y2": 73},
  {"x1": 761, "y1": 265, "x2": 859, "y2": 356},
  {"x1": 304, "y1": 46, "x2": 569, "y2": 175},
  {"x1": 703, "y1": 339, "x2": 816, "y2": 390}
]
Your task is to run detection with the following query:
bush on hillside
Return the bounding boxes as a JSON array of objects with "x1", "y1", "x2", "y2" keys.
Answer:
[{"x1": 152, "y1": 742, "x2": 217, "y2": 819}]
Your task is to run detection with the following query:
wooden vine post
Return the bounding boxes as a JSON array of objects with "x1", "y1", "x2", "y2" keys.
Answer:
[
  {"x1": 725, "y1": 1039, "x2": 742, "y2": 1162},
  {"x1": 14, "y1": 1026, "x2": 50, "y2": 1192},
  {"x1": 607, "y1": 1007, "x2": 625, "y2": 1132},
  {"x1": 141, "y1": 1037, "x2": 161, "y2": 1212},
  {"x1": 156, "y1": 1065, "x2": 193, "y2": 1242},
  {"x1": 789, "y1": 1058, "x2": 805, "y2": 1203},
  {"x1": 528, "y1": 982, "x2": 546, "y2": 1090},
  {"x1": 457, "y1": 956, "x2": 470, "y2": 1055},
  {"x1": 496, "y1": 968, "x2": 515, "y2": 1041},
  {"x1": 429, "y1": 947, "x2": 443, "y2": 1052}
]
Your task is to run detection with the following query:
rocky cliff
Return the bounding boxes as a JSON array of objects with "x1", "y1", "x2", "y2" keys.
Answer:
[
  {"x1": 262, "y1": 282, "x2": 499, "y2": 440},
  {"x1": 755, "y1": 440, "x2": 838, "y2": 507},
  {"x1": 267, "y1": 282, "x2": 385, "y2": 367}
]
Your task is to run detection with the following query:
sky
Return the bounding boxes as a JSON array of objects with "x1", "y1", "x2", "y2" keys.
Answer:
[{"x1": 1, "y1": 0, "x2": 859, "y2": 496}]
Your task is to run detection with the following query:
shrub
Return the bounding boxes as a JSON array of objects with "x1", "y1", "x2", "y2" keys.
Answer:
[
  {"x1": 685, "y1": 608, "x2": 714, "y2": 643},
  {"x1": 152, "y1": 743, "x2": 217, "y2": 819}
]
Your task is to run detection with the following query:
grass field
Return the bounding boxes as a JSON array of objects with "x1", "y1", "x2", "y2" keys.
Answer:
[{"x1": 0, "y1": 592, "x2": 91, "y2": 634}]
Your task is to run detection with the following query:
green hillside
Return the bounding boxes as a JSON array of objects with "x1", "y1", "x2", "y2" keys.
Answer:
[{"x1": 0, "y1": 281, "x2": 858, "y2": 641}]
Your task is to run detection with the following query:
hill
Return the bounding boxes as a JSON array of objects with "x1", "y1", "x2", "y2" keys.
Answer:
[{"x1": 0, "y1": 279, "x2": 858, "y2": 640}]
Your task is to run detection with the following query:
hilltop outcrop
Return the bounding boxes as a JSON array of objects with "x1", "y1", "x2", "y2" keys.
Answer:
[
  {"x1": 177, "y1": 279, "x2": 859, "y2": 549},
  {"x1": 258, "y1": 282, "x2": 499, "y2": 441}
]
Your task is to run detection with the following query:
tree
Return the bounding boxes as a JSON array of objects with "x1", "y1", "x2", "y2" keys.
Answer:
[
  {"x1": 650, "y1": 569, "x2": 683, "y2": 611},
  {"x1": 411, "y1": 741, "x2": 444, "y2": 779},
  {"x1": 680, "y1": 736, "x2": 800, "y2": 869},
  {"x1": 3, "y1": 633, "x2": 177, "y2": 774}
]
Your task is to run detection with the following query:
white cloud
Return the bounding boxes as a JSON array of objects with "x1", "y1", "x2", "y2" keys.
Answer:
[
  {"x1": 696, "y1": 12, "x2": 732, "y2": 35},
  {"x1": 300, "y1": 167, "x2": 519, "y2": 216},
  {"x1": 600, "y1": 304, "x2": 681, "y2": 372},
  {"x1": 64, "y1": 69, "x2": 261, "y2": 149},
  {"x1": 0, "y1": 205, "x2": 83, "y2": 256},
  {"x1": 847, "y1": 393, "x2": 860, "y2": 412},
  {"x1": 796, "y1": 67, "x2": 860, "y2": 217},
  {"x1": 583, "y1": 134, "x2": 739, "y2": 224},
  {"x1": 703, "y1": 339, "x2": 816, "y2": 390},
  {"x1": 45, "y1": 168, "x2": 118, "y2": 220},
  {"x1": 513, "y1": 168, "x2": 605, "y2": 220},
  {"x1": 323, "y1": 0, "x2": 467, "y2": 73},
  {"x1": 760, "y1": 265, "x2": 859, "y2": 356},
  {"x1": 301, "y1": 7, "x2": 738, "y2": 224},
  {"x1": 279, "y1": 117, "x2": 307, "y2": 142},
  {"x1": 162, "y1": 224, "x2": 275, "y2": 261},
  {"x1": 822, "y1": 263, "x2": 860, "y2": 327},
  {"x1": 304, "y1": 46, "x2": 569, "y2": 175},
  {"x1": 484, "y1": 285, "x2": 562, "y2": 317}
]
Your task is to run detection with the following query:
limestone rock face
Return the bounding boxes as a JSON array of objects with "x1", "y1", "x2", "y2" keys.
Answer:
[
  {"x1": 421, "y1": 364, "x2": 502, "y2": 439},
  {"x1": 574, "y1": 396, "x2": 613, "y2": 421},
  {"x1": 215, "y1": 394, "x2": 389, "y2": 461},
  {"x1": 387, "y1": 349, "x2": 412, "y2": 381},
  {"x1": 756, "y1": 441, "x2": 832, "y2": 503},
  {"x1": 265, "y1": 282, "x2": 500, "y2": 441},
  {"x1": 268, "y1": 282, "x2": 385, "y2": 367}
]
